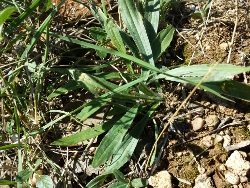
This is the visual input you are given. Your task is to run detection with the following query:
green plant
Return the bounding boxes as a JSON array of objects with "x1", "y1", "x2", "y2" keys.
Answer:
[
  {"x1": 1, "y1": 0, "x2": 250, "y2": 187},
  {"x1": 46, "y1": 0, "x2": 250, "y2": 187}
]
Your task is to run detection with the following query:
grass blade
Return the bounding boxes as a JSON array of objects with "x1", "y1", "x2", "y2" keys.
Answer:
[
  {"x1": 20, "y1": 0, "x2": 66, "y2": 59},
  {"x1": 4, "y1": 0, "x2": 43, "y2": 35}
]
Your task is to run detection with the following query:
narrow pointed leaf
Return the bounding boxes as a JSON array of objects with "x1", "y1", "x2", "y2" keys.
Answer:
[
  {"x1": 47, "y1": 80, "x2": 80, "y2": 99},
  {"x1": 105, "y1": 103, "x2": 159, "y2": 171},
  {"x1": 144, "y1": 0, "x2": 160, "y2": 43},
  {"x1": 108, "y1": 182, "x2": 129, "y2": 188},
  {"x1": 0, "y1": 7, "x2": 16, "y2": 25},
  {"x1": 105, "y1": 18, "x2": 126, "y2": 53},
  {"x1": 4, "y1": 0, "x2": 43, "y2": 35},
  {"x1": 51, "y1": 117, "x2": 119, "y2": 146},
  {"x1": 118, "y1": 0, "x2": 154, "y2": 67},
  {"x1": 76, "y1": 75, "x2": 149, "y2": 121},
  {"x1": 152, "y1": 25, "x2": 175, "y2": 60},
  {"x1": 201, "y1": 80, "x2": 250, "y2": 101},
  {"x1": 92, "y1": 105, "x2": 138, "y2": 167},
  {"x1": 165, "y1": 64, "x2": 250, "y2": 81},
  {"x1": 86, "y1": 174, "x2": 108, "y2": 188},
  {"x1": 0, "y1": 180, "x2": 16, "y2": 185}
]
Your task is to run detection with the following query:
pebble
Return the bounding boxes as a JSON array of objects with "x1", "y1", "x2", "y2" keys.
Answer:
[
  {"x1": 225, "y1": 151, "x2": 250, "y2": 178},
  {"x1": 201, "y1": 135, "x2": 214, "y2": 148},
  {"x1": 223, "y1": 135, "x2": 231, "y2": 148},
  {"x1": 193, "y1": 174, "x2": 214, "y2": 188},
  {"x1": 205, "y1": 115, "x2": 220, "y2": 127},
  {"x1": 224, "y1": 170, "x2": 240, "y2": 185},
  {"x1": 191, "y1": 117, "x2": 205, "y2": 131},
  {"x1": 214, "y1": 135, "x2": 223, "y2": 145},
  {"x1": 149, "y1": 170, "x2": 173, "y2": 188}
]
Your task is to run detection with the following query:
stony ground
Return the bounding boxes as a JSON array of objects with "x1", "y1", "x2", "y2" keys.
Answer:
[{"x1": 1, "y1": 0, "x2": 250, "y2": 187}]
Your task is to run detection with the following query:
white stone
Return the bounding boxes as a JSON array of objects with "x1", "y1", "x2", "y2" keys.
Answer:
[
  {"x1": 149, "y1": 170, "x2": 172, "y2": 188},
  {"x1": 223, "y1": 135, "x2": 231, "y2": 148},
  {"x1": 225, "y1": 151, "x2": 250, "y2": 177},
  {"x1": 202, "y1": 136, "x2": 214, "y2": 148},
  {"x1": 193, "y1": 174, "x2": 214, "y2": 188},
  {"x1": 191, "y1": 117, "x2": 205, "y2": 131},
  {"x1": 214, "y1": 135, "x2": 223, "y2": 145},
  {"x1": 205, "y1": 115, "x2": 220, "y2": 127},
  {"x1": 239, "y1": 175, "x2": 248, "y2": 183},
  {"x1": 224, "y1": 170, "x2": 240, "y2": 185}
]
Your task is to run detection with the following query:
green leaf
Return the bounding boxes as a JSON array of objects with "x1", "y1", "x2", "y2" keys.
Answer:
[
  {"x1": 4, "y1": 0, "x2": 43, "y2": 36},
  {"x1": 20, "y1": 0, "x2": 66, "y2": 60},
  {"x1": 201, "y1": 80, "x2": 250, "y2": 101},
  {"x1": 92, "y1": 105, "x2": 139, "y2": 167},
  {"x1": 16, "y1": 170, "x2": 33, "y2": 183},
  {"x1": 153, "y1": 64, "x2": 250, "y2": 101},
  {"x1": 131, "y1": 178, "x2": 149, "y2": 187},
  {"x1": 75, "y1": 97, "x2": 110, "y2": 121},
  {"x1": 0, "y1": 180, "x2": 16, "y2": 185},
  {"x1": 47, "y1": 80, "x2": 80, "y2": 99},
  {"x1": 51, "y1": 117, "x2": 119, "y2": 146},
  {"x1": 0, "y1": 144, "x2": 19, "y2": 150},
  {"x1": 105, "y1": 103, "x2": 159, "y2": 171},
  {"x1": 0, "y1": 7, "x2": 16, "y2": 25},
  {"x1": 75, "y1": 75, "x2": 154, "y2": 122},
  {"x1": 105, "y1": 18, "x2": 126, "y2": 53},
  {"x1": 89, "y1": 27, "x2": 107, "y2": 42},
  {"x1": 36, "y1": 175, "x2": 53, "y2": 188},
  {"x1": 44, "y1": 0, "x2": 53, "y2": 12},
  {"x1": 0, "y1": 6, "x2": 16, "y2": 41},
  {"x1": 72, "y1": 71, "x2": 162, "y2": 101},
  {"x1": 152, "y1": 25, "x2": 175, "y2": 61},
  {"x1": 49, "y1": 33, "x2": 162, "y2": 75},
  {"x1": 166, "y1": 64, "x2": 250, "y2": 81},
  {"x1": 144, "y1": 0, "x2": 160, "y2": 43},
  {"x1": 118, "y1": 0, "x2": 155, "y2": 79},
  {"x1": 86, "y1": 174, "x2": 108, "y2": 188},
  {"x1": 108, "y1": 182, "x2": 130, "y2": 188},
  {"x1": 112, "y1": 169, "x2": 128, "y2": 183}
]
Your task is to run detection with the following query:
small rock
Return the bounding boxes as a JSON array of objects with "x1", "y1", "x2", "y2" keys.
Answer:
[
  {"x1": 224, "y1": 171, "x2": 240, "y2": 185},
  {"x1": 191, "y1": 117, "x2": 205, "y2": 131},
  {"x1": 205, "y1": 115, "x2": 220, "y2": 127},
  {"x1": 219, "y1": 42, "x2": 233, "y2": 50},
  {"x1": 202, "y1": 135, "x2": 214, "y2": 148},
  {"x1": 223, "y1": 135, "x2": 231, "y2": 148},
  {"x1": 193, "y1": 174, "x2": 214, "y2": 188},
  {"x1": 219, "y1": 164, "x2": 226, "y2": 171},
  {"x1": 214, "y1": 135, "x2": 223, "y2": 145},
  {"x1": 240, "y1": 175, "x2": 248, "y2": 183},
  {"x1": 225, "y1": 150, "x2": 250, "y2": 177},
  {"x1": 149, "y1": 170, "x2": 173, "y2": 188}
]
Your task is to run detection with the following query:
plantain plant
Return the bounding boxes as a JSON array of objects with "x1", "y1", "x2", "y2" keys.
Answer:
[
  {"x1": 46, "y1": 0, "x2": 250, "y2": 187},
  {"x1": 1, "y1": 0, "x2": 250, "y2": 187}
]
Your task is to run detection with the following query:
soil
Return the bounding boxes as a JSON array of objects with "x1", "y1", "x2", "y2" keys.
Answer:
[{"x1": 1, "y1": 0, "x2": 250, "y2": 188}]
